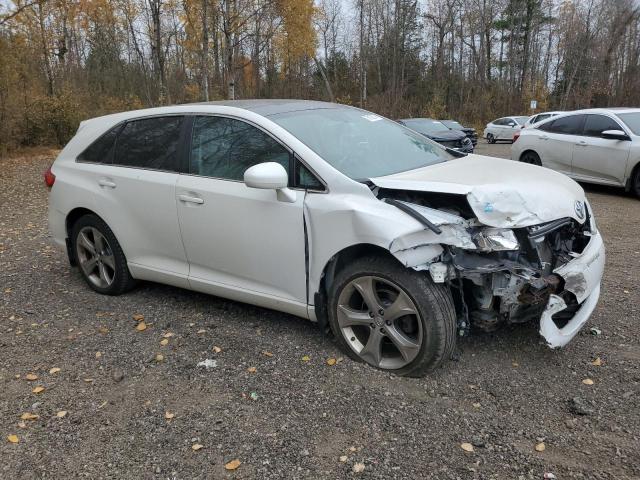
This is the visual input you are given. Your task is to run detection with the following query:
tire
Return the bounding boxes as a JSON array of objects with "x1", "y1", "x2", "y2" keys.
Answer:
[
  {"x1": 631, "y1": 167, "x2": 640, "y2": 198},
  {"x1": 70, "y1": 214, "x2": 136, "y2": 295},
  {"x1": 487, "y1": 133, "x2": 495, "y2": 144},
  {"x1": 520, "y1": 150, "x2": 542, "y2": 166},
  {"x1": 327, "y1": 255, "x2": 456, "y2": 377}
]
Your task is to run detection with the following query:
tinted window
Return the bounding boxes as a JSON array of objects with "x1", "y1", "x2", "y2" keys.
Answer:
[
  {"x1": 270, "y1": 108, "x2": 453, "y2": 180},
  {"x1": 545, "y1": 115, "x2": 585, "y2": 135},
  {"x1": 295, "y1": 161, "x2": 324, "y2": 190},
  {"x1": 114, "y1": 116, "x2": 183, "y2": 171},
  {"x1": 493, "y1": 118, "x2": 506, "y2": 126},
  {"x1": 583, "y1": 115, "x2": 623, "y2": 137},
  {"x1": 190, "y1": 116, "x2": 290, "y2": 180},
  {"x1": 78, "y1": 127, "x2": 119, "y2": 163}
]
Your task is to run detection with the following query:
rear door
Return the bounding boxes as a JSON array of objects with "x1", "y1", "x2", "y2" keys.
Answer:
[
  {"x1": 571, "y1": 114, "x2": 630, "y2": 185},
  {"x1": 92, "y1": 115, "x2": 190, "y2": 286},
  {"x1": 536, "y1": 114, "x2": 586, "y2": 175},
  {"x1": 175, "y1": 115, "x2": 308, "y2": 312}
]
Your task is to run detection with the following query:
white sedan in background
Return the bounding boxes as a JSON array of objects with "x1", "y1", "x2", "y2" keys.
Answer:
[
  {"x1": 46, "y1": 100, "x2": 605, "y2": 377},
  {"x1": 523, "y1": 111, "x2": 563, "y2": 128},
  {"x1": 483, "y1": 116, "x2": 530, "y2": 143},
  {"x1": 511, "y1": 108, "x2": 640, "y2": 197}
]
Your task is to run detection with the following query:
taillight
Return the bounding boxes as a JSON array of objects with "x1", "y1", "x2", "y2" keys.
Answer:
[
  {"x1": 513, "y1": 132, "x2": 520, "y2": 142},
  {"x1": 44, "y1": 166, "x2": 56, "y2": 188}
]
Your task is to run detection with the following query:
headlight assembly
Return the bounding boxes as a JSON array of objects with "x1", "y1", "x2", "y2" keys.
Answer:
[{"x1": 474, "y1": 228, "x2": 520, "y2": 252}]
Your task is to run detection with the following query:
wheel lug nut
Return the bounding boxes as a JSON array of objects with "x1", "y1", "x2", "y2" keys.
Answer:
[
  {"x1": 368, "y1": 311, "x2": 374, "y2": 318},
  {"x1": 369, "y1": 323, "x2": 374, "y2": 328},
  {"x1": 385, "y1": 320, "x2": 391, "y2": 326},
  {"x1": 378, "y1": 309, "x2": 384, "y2": 316}
]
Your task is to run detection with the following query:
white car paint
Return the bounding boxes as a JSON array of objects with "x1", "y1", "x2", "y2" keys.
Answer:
[
  {"x1": 483, "y1": 116, "x2": 530, "y2": 142},
  {"x1": 523, "y1": 111, "x2": 563, "y2": 128},
  {"x1": 511, "y1": 108, "x2": 640, "y2": 189},
  {"x1": 48, "y1": 101, "x2": 604, "y2": 352}
]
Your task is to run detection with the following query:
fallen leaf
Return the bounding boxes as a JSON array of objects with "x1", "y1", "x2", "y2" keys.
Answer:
[
  {"x1": 20, "y1": 413, "x2": 39, "y2": 421},
  {"x1": 155, "y1": 354, "x2": 164, "y2": 362},
  {"x1": 591, "y1": 357, "x2": 602, "y2": 366},
  {"x1": 582, "y1": 378, "x2": 594, "y2": 385},
  {"x1": 262, "y1": 351, "x2": 273, "y2": 357},
  {"x1": 136, "y1": 321, "x2": 147, "y2": 332},
  {"x1": 98, "y1": 326, "x2": 109, "y2": 334},
  {"x1": 32, "y1": 386, "x2": 45, "y2": 394},
  {"x1": 7, "y1": 434, "x2": 19, "y2": 444},
  {"x1": 460, "y1": 442, "x2": 474, "y2": 452},
  {"x1": 353, "y1": 462, "x2": 365, "y2": 473},
  {"x1": 84, "y1": 378, "x2": 94, "y2": 383},
  {"x1": 212, "y1": 346, "x2": 222, "y2": 353},
  {"x1": 301, "y1": 355, "x2": 310, "y2": 362},
  {"x1": 25, "y1": 373, "x2": 38, "y2": 381},
  {"x1": 163, "y1": 332, "x2": 175, "y2": 338},
  {"x1": 56, "y1": 411, "x2": 67, "y2": 418},
  {"x1": 49, "y1": 367, "x2": 61, "y2": 374},
  {"x1": 225, "y1": 459, "x2": 241, "y2": 470},
  {"x1": 535, "y1": 442, "x2": 546, "y2": 452},
  {"x1": 472, "y1": 402, "x2": 481, "y2": 409},
  {"x1": 160, "y1": 338, "x2": 169, "y2": 346},
  {"x1": 133, "y1": 314, "x2": 144, "y2": 321},
  {"x1": 95, "y1": 351, "x2": 102, "y2": 358},
  {"x1": 17, "y1": 421, "x2": 27, "y2": 429},
  {"x1": 197, "y1": 329, "x2": 206, "y2": 334},
  {"x1": 165, "y1": 411, "x2": 175, "y2": 420},
  {"x1": 512, "y1": 362, "x2": 519, "y2": 367},
  {"x1": 192, "y1": 443, "x2": 204, "y2": 451},
  {"x1": 349, "y1": 446, "x2": 357, "y2": 452},
  {"x1": 339, "y1": 455, "x2": 348, "y2": 462},
  {"x1": 326, "y1": 358, "x2": 337, "y2": 366},
  {"x1": 247, "y1": 367, "x2": 257, "y2": 373}
]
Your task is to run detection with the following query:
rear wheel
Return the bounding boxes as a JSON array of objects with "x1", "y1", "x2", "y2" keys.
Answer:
[
  {"x1": 327, "y1": 255, "x2": 456, "y2": 377},
  {"x1": 632, "y1": 167, "x2": 640, "y2": 198},
  {"x1": 520, "y1": 150, "x2": 542, "y2": 166},
  {"x1": 487, "y1": 133, "x2": 495, "y2": 144},
  {"x1": 71, "y1": 214, "x2": 136, "y2": 295}
]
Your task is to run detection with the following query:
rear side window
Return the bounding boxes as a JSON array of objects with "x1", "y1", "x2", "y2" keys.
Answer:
[
  {"x1": 77, "y1": 127, "x2": 119, "y2": 163},
  {"x1": 543, "y1": 115, "x2": 585, "y2": 135},
  {"x1": 114, "y1": 116, "x2": 184, "y2": 171},
  {"x1": 583, "y1": 115, "x2": 623, "y2": 137},
  {"x1": 493, "y1": 118, "x2": 506, "y2": 126},
  {"x1": 190, "y1": 116, "x2": 290, "y2": 181}
]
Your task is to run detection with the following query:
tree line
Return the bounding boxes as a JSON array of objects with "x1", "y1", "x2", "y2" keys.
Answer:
[{"x1": 1, "y1": 0, "x2": 639, "y2": 152}]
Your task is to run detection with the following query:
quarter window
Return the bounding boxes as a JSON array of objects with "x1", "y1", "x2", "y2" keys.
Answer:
[
  {"x1": 114, "y1": 116, "x2": 184, "y2": 171},
  {"x1": 583, "y1": 115, "x2": 622, "y2": 137},
  {"x1": 294, "y1": 160, "x2": 324, "y2": 190},
  {"x1": 77, "y1": 126, "x2": 119, "y2": 163},
  {"x1": 544, "y1": 115, "x2": 586, "y2": 135},
  {"x1": 190, "y1": 116, "x2": 290, "y2": 181}
]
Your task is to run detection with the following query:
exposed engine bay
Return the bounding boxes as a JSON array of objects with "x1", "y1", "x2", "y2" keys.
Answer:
[{"x1": 376, "y1": 188, "x2": 597, "y2": 340}]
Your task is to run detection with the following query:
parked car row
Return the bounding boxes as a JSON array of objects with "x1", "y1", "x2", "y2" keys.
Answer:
[
  {"x1": 397, "y1": 118, "x2": 474, "y2": 153},
  {"x1": 511, "y1": 108, "x2": 640, "y2": 197}
]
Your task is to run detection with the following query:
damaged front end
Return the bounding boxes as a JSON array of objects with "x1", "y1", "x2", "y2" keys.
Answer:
[{"x1": 379, "y1": 189, "x2": 605, "y2": 348}]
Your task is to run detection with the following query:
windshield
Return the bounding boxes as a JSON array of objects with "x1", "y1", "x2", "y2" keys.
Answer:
[
  {"x1": 514, "y1": 116, "x2": 530, "y2": 125},
  {"x1": 270, "y1": 108, "x2": 453, "y2": 180},
  {"x1": 617, "y1": 112, "x2": 640, "y2": 135},
  {"x1": 400, "y1": 118, "x2": 449, "y2": 134},
  {"x1": 441, "y1": 120, "x2": 463, "y2": 130}
]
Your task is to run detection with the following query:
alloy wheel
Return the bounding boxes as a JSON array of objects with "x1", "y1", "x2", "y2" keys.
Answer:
[
  {"x1": 75, "y1": 226, "x2": 116, "y2": 288},
  {"x1": 336, "y1": 276, "x2": 423, "y2": 370}
]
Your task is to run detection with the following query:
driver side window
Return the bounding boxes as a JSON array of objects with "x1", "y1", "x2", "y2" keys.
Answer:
[{"x1": 190, "y1": 116, "x2": 290, "y2": 181}]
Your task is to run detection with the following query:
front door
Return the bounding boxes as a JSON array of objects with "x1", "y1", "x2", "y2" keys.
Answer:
[{"x1": 176, "y1": 115, "x2": 308, "y2": 313}]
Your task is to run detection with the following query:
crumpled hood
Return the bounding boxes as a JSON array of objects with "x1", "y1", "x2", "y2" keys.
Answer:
[{"x1": 371, "y1": 154, "x2": 587, "y2": 228}]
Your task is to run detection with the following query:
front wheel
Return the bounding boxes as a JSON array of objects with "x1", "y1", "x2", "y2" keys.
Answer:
[
  {"x1": 327, "y1": 255, "x2": 457, "y2": 377},
  {"x1": 631, "y1": 168, "x2": 640, "y2": 198},
  {"x1": 487, "y1": 133, "x2": 495, "y2": 144}
]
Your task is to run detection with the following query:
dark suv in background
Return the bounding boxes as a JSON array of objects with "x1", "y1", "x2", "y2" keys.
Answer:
[
  {"x1": 439, "y1": 119, "x2": 478, "y2": 146},
  {"x1": 398, "y1": 118, "x2": 474, "y2": 153}
]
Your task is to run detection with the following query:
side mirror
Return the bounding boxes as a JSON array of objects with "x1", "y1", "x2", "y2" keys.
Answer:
[
  {"x1": 601, "y1": 129, "x2": 629, "y2": 141},
  {"x1": 509, "y1": 123, "x2": 516, "y2": 128},
  {"x1": 244, "y1": 162, "x2": 296, "y2": 203}
]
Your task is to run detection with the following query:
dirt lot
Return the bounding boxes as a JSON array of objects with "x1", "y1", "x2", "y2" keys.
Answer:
[{"x1": 1, "y1": 146, "x2": 639, "y2": 479}]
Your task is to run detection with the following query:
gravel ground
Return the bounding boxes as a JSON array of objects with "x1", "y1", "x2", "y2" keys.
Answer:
[{"x1": 1, "y1": 146, "x2": 639, "y2": 479}]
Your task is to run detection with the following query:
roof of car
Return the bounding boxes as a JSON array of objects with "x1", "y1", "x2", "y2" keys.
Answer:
[
  {"x1": 563, "y1": 107, "x2": 640, "y2": 114},
  {"x1": 191, "y1": 99, "x2": 343, "y2": 116}
]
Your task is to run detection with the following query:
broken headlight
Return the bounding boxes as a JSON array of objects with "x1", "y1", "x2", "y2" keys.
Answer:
[{"x1": 473, "y1": 228, "x2": 520, "y2": 252}]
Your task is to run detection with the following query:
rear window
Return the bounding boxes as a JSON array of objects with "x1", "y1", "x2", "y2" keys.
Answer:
[
  {"x1": 77, "y1": 127, "x2": 119, "y2": 163},
  {"x1": 114, "y1": 116, "x2": 184, "y2": 171}
]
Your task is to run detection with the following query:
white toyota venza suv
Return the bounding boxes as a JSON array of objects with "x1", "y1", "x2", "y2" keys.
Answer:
[{"x1": 47, "y1": 100, "x2": 605, "y2": 377}]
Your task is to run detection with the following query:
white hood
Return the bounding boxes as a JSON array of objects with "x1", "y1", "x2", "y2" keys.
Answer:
[{"x1": 371, "y1": 154, "x2": 587, "y2": 228}]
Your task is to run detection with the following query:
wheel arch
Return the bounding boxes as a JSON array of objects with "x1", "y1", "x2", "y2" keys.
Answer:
[
  {"x1": 519, "y1": 148, "x2": 541, "y2": 164},
  {"x1": 65, "y1": 207, "x2": 107, "y2": 264},
  {"x1": 625, "y1": 158, "x2": 640, "y2": 193}
]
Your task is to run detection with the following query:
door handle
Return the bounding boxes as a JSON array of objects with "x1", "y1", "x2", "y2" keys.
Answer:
[
  {"x1": 576, "y1": 140, "x2": 588, "y2": 146},
  {"x1": 98, "y1": 178, "x2": 116, "y2": 188},
  {"x1": 539, "y1": 135, "x2": 549, "y2": 140},
  {"x1": 178, "y1": 194, "x2": 204, "y2": 205}
]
